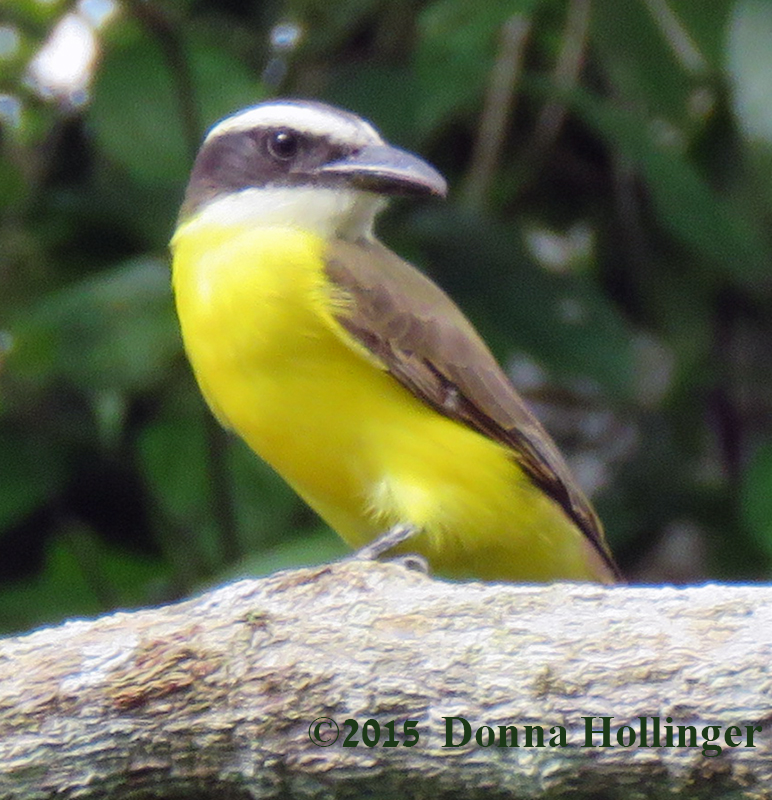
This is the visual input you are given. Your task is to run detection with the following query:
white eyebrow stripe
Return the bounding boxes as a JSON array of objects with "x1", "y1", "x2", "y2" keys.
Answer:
[{"x1": 205, "y1": 102, "x2": 384, "y2": 147}]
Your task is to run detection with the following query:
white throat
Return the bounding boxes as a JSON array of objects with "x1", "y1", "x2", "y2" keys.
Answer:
[{"x1": 188, "y1": 186, "x2": 387, "y2": 241}]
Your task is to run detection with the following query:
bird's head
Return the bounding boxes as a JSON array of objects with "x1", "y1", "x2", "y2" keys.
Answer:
[{"x1": 179, "y1": 99, "x2": 447, "y2": 240}]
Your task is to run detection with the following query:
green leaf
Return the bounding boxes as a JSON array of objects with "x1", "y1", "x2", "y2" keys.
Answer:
[
  {"x1": 192, "y1": 40, "x2": 265, "y2": 133},
  {"x1": 326, "y1": 64, "x2": 420, "y2": 147},
  {"x1": 566, "y1": 86, "x2": 769, "y2": 276},
  {"x1": 415, "y1": 0, "x2": 542, "y2": 135},
  {"x1": 0, "y1": 152, "x2": 26, "y2": 210},
  {"x1": 91, "y1": 30, "x2": 262, "y2": 187},
  {"x1": 592, "y1": 0, "x2": 697, "y2": 127},
  {"x1": 137, "y1": 399, "x2": 303, "y2": 569},
  {"x1": 10, "y1": 257, "x2": 180, "y2": 392},
  {"x1": 0, "y1": 530, "x2": 168, "y2": 634},
  {"x1": 91, "y1": 32, "x2": 189, "y2": 187},
  {"x1": 0, "y1": 427, "x2": 65, "y2": 530},
  {"x1": 135, "y1": 392, "x2": 225, "y2": 581},
  {"x1": 228, "y1": 438, "x2": 305, "y2": 553},
  {"x1": 136, "y1": 404, "x2": 212, "y2": 531},
  {"x1": 668, "y1": 0, "x2": 733, "y2": 69}
]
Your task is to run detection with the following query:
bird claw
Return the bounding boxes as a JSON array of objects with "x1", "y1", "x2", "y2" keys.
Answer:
[
  {"x1": 348, "y1": 523, "x2": 419, "y2": 562},
  {"x1": 387, "y1": 553, "x2": 429, "y2": 574}
]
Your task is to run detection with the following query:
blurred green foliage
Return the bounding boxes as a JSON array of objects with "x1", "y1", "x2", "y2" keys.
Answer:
[{"x1": 2, "y1": 0, "x2": 772, "y2": 633}]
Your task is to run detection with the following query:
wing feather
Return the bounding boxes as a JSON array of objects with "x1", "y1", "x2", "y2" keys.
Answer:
[{"x1": 325, "y1": 238, "x2": 620, "y2": 580}]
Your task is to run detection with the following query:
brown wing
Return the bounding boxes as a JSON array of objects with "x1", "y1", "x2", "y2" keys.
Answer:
[{"x1": 325, "y1": 238, "x2": 620, "y2": 580}]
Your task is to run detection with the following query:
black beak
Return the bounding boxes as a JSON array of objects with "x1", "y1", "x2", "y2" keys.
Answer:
[{"x1": 316, "y1": 143, "x2": 447, "y2": 199}]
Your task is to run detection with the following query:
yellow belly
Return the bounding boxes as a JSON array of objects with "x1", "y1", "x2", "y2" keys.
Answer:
[{"x1": 171, "y1": 222, "x2": 598, "y2": 581}]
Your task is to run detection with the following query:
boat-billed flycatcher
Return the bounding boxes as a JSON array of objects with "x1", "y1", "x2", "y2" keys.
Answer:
[{"x1": 171, "y1": 99, "x2": 620, "y2": 583}]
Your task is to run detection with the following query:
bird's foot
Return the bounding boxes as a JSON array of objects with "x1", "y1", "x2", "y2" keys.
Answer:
[{"x1": 348, "y1": 524, "x2": 422, "y2": 563}]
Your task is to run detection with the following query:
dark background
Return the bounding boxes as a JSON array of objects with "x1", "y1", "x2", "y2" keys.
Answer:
[{"x1": 2, "y1": 0, "x2": 772, "y2": 634}]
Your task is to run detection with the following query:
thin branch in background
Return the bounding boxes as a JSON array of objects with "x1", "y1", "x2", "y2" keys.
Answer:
[
  {"x1": 124, "y1": 1, "x2": 241, "y2": 566},
  {"x1": 527, "y1": 0, "x2": 591, "y2": 166},
  {"x1": 509, "y1": 0, "x2": 591, "y2": 203},
  {"x1": 461, "y1": 15, "x2": 531, "y2": 212},
  {"x1": 205, "y1": 414, "x2": 242, "y2": 566},
  {"x1": 643, "y1": 0, "x2": 708, "y2": 76},
  {"x1": 124, "y1": 0, "x2": 201, "y2": 157},
  {"x1": 711, "y1": 290, "x2": 745, "y2": 486},
  {"x1": 132, "y1": 452, "x2": 210, "y2": 596},
  {"x1": 373, "y1": 0, "x2": 416, "y2": 62},
  {"x1": 60, "y1": 518, "x2": 118, "y2": 609},
  {"x1": 611, "y1": 149, "x2": 654, "y2": 306},
  {"x1": 156, "y1": 516, "x2": 211, "y2": 598}
]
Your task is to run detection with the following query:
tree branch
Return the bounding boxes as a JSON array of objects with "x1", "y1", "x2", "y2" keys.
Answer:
[{"x1": 1, "y1": 562, "x2": 770, "y2": 798}]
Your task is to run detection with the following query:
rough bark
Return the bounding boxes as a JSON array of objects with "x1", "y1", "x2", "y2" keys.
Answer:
[{"x1": 0, "y1": 561, "x2": 770, "y2": 799}]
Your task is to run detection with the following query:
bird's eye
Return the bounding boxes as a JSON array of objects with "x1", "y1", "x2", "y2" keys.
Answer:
[{"x1": 267, "y1": 129, "x2": 300, "y2": 161}]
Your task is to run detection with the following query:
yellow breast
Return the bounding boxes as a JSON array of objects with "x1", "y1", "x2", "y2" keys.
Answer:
[{"x1": 171, "y1": 221, "x2": 600, "y2": 581}]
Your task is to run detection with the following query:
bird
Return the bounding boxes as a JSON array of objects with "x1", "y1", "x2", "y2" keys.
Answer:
[{"x1": 170, "y1": 98, "x2": 620, "y2": 583}]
